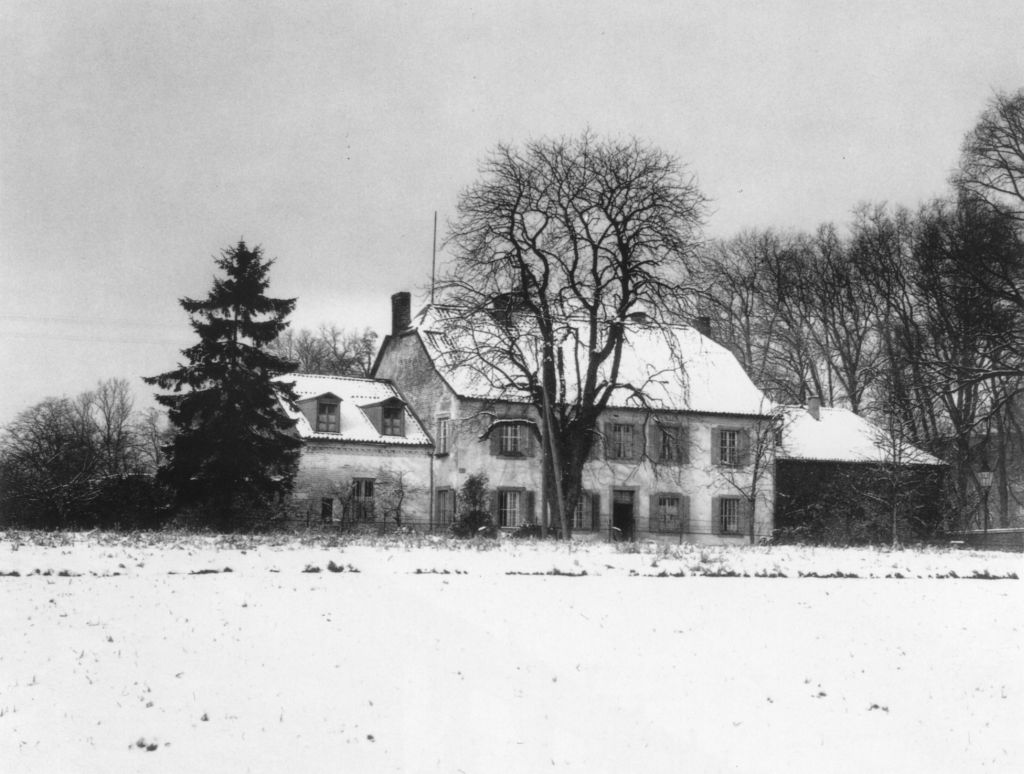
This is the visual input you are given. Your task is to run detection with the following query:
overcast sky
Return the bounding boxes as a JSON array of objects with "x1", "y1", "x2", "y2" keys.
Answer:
[{"x1": 1, "y1": 0, "x2": 1021, "y2": 423}]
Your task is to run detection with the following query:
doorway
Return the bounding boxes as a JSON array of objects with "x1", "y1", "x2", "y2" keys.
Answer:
[{"x1": 612, "y1": 489, "x2": 635, "y2": 541}]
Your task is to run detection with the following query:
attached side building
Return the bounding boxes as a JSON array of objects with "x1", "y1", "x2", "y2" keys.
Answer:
[
  {"x1": 279, "y1": 373, "x2": 433, "y2": 528},
  {"x1": 774, "y1": 400, "x2": 946, "y2": 543}
]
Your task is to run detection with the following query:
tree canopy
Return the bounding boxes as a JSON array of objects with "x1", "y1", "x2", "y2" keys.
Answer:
[{"x1": 438, "y1": 133, "x2": 707, "y2": 536}]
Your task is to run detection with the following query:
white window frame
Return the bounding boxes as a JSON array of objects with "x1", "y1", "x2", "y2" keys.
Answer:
[
  {"x1": 572, "y1": 494, "x2": 591, "y2": 530},
  {"x1": 718, "y1": 497, "x2": 741, "y2": 534},
  {"x1": 499, "y1": 424, "x2": 522, "y2": 455},
  {"x1": 658, "y1": 495, "x2": 681, "y2": 523},
  {"x1": 381, "y1": 406, "x2": 403, "y2": 436},
  {"x1": 498, "y1": 489, "x2": 521, "y2": 528},
  {"x1": 316, "y1": 401, "x2": 339, "y2": 433},
  {"x1": 436, "y1": 417, "x2": 450, "y2": 454},
  {"x1": 719, "y1": 429, "x2": 740, "y2": 466},
  {"x1": 660, "y1": 425, "x2": 680, "y2": 462},
  {"x1": 612, "y1": 423, "x2": 635, "y2": 459},
  {"x1": 351, "y1": 478, "x2": 375, "y2": 521}
]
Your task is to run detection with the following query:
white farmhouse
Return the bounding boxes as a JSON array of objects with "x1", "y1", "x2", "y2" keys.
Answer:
[{"x1": 373, "y1": 292, "x2": 777, "y2": 543}]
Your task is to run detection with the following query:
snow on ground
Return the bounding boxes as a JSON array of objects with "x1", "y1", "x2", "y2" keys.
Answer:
[{"x1": 1, "y1": 533, "x2": 1021, "y2": 773}]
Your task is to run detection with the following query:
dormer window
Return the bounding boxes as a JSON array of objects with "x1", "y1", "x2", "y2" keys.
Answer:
[
  {"x1": 381, "y1": 406, "x2": 404, "y2": 436},
  {"x1": 316, "y1": 401, "x2": 339, "y2": 433}
]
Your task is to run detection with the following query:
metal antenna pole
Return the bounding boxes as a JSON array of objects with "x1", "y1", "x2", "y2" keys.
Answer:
[{"x1": 430, "y1": 210, "x2": 438, "y2": 305}]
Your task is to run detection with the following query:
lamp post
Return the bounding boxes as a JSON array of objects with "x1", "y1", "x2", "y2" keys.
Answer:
[{"x1": 978, "y1": 467, "x2": 994, "y2": 541}]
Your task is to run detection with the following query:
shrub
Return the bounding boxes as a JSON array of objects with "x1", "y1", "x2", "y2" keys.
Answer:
[{"x1": 450, "y1": 473, "x2": 497, "y2": 538}]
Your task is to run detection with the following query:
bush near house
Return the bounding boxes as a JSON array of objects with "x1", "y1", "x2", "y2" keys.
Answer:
[{"x1": 773, "y1": 460, "x2": 945, "y2": 545}]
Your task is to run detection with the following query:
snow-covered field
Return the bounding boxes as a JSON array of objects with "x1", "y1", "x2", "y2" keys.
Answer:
[{"x1": 1, "y1": 532, "x2": 1021, "y2": 773}]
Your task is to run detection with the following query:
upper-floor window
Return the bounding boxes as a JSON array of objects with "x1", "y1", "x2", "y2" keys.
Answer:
[
  {"x1": 316, "y1": 401, "x2": 339, "y2": 433},
  {"x1": 719, "y1": 429, "x2": 740, "y2": 466},
  {"x1": 611, "y1": 423, "x2": 635, "y2": 460},
  {"x1": 436, "y1": 417, "x2": 450, "y2": 454},
  {"x1": 500, "y1": 424, "x2": 522, "y2": 455},
  {"x1": 381, "y1": 406, "x2": 404, "y2": 436},
  {"x1": 659, "y1": 425, "x2": 686, "y2": 463}
]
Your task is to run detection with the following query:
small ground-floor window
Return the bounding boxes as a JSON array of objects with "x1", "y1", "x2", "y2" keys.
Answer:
[
  {"x1": 718, "y1": 496, "x2": 741, "y2": 534},
  {"x1": 321, "y1": 497, "x2": 334, "y2": 522},
  {"x1": 351, "y1": 478, "x2": 375, "y2": 521},
  {"x1": 498, "y1": 489, "x2": 521, "y2": 528}
]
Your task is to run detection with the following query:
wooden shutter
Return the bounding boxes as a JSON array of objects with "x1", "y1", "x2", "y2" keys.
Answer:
[
  {"x1": 630, "y1": 424, "x2": 642, "y2": 461},
  {"x1": 490, "y1": 425, "x2": 502, "y2": 456},
  {"x1": 649, "y1": 494, "x2": 660, "y2": 533},
  {"x1": 648, "y1": 422, "x2": 660, "y2": 462},
  {"x1": 739, "y1": 429, "x2": 752, "y2": 467},
  {"x1": 738, "y1": 497, "x2": 752, "y2": 538},
  {"x1": 365, "y1": 405, "x2": 382, "y2": 434},
  {"x1": 491, "y1": 490, "x2": 500, "y2": 523},
  {"x1": 710, "y1": 427, "x2": 720, "y2": 466},
  {"x1": 710, "y1": 496, "x2": 720, "y2": 534},
  {"x1": 591, "y1": 491, "x2": 601, "y2": 531},
  {"x1": 679, "y1": 427, "x2": 690, "y2": 465},
  {"x1": 525, "y1": 490, "x2": 536, "y2": 524},
  {"x1": 524, "y1": 424, "x2": 536, "y2": 457},
  {"x1": 680, "y1": 495, "x2": 691, "y2": 534}
]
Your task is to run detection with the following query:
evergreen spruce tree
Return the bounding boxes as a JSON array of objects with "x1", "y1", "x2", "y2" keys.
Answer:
[{"x1": 145, "y1": 241, "x2": 302, "y2": 529}]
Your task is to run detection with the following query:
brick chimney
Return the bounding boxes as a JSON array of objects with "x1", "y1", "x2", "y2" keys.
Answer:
[
  {"x1": 807, "y1": 395, "x2": 821, "y2": 421},
  {"x1": 391, "y1": 291, "x2": 411, "y2": 335},
  {"x1": 695, "y1": 315, "x2": 712, "y2": 338}
]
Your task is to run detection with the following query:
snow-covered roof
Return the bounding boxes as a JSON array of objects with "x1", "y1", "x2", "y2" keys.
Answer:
[
  {"x1": 778, "y1": 406, "x2": 944, "y2": 466},
  {"x1": 412, "y1": 305, "x2": 772, "y2": 417},
  {"x1": 276, "y1": 373, "x2": 431, "y2": 446}
]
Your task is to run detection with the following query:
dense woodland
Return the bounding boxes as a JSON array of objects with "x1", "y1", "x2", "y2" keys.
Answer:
[{"x1": 1, "y1": 89, "x2": 1021, "y2": 536}]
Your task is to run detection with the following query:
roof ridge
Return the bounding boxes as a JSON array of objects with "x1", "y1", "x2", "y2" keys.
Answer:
[{"x1": 290, "y1": 372, "x2": 384, "y2": 383}]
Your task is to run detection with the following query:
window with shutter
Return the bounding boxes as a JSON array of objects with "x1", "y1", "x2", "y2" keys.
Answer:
[
  {"x1": 499, "y1": 424, "x2": 522, "y2": 455},
  {"x1": 436, "y1": 417, "x2": 450, "y2": 455},
  {"x1": 497, "y1": 489, "x2": 521, "y2": 528},
  {"x1": 718, "y1": 429, "x2": 740, "y2": 466},
  {"x1": 717, "y1": 496, "x2": 742, "y2": 534},
  {"x1": 611, "y1": 423, "x2": 636, "y2": 460},
  {"x1": 573, "y1": 492, "x2": 595, "y2": 530},
  {"x1": 351, "y1": 479, "x2": 375, "y2": 521},
  {"x1": 650, "y1": 493, "x2": 682, "y2": 533},
  {"x1": 435, "y1": 488, "x2": 455, "y2": 525}
]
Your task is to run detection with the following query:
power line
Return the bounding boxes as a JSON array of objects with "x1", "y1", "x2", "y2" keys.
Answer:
[
  {"x1": 1, "y1": 331, "x2": 186, "y2": 345},
  {"x1": 0, "y1": 313, "x2": 183, "y2": 329}
]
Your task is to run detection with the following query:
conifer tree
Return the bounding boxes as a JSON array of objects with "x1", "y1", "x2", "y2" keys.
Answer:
[{"x1": 145, "y1": 241, "x2": 301, "y2": 528}]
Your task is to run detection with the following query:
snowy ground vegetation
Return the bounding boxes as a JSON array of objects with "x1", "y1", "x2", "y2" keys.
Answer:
[{"x1": 1, "y1": 532, "x2": 1020, "y2": 772}]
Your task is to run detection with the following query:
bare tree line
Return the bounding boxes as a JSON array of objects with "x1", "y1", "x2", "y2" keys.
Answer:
[{"x1": 695, "y1": 89, "x2": 1024, "y2": 529}]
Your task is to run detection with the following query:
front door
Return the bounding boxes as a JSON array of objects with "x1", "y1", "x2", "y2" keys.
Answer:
[{"x1": 612, "y1": 489, "x2": 635, "y2": 541}]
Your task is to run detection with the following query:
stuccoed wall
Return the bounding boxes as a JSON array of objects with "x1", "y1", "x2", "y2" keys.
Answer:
[{"x1": 290, "y1": 442, "x2": 432, "y2": 527}]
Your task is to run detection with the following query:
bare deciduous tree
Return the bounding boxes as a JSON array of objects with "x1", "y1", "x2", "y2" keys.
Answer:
[
  {"x1": 268, "y1": 325, "x2": 378, "y2": 376},
  {"x1": 438, "y1": 132, "x2": 707, "y2": 537},
  {"x1": 956, "y1": 88, "x2": 1024, "y2": 223}
]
